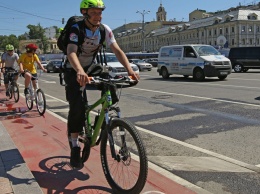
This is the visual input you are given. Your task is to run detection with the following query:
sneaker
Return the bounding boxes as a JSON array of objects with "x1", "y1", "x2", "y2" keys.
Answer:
[
  {"x1": 6, "y1": 91, "x2": 10, "y2": 97},
  {"x1": 70, "y1": 147, "x2": 82, "y2": 168},
  {"x1": 24, "y1": 88, "x2": 29, "y2": 95}
]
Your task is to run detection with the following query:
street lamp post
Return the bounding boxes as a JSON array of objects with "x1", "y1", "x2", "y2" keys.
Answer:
[{"x1": 136, "y1": 10, "x2": 150, "y2": 52}]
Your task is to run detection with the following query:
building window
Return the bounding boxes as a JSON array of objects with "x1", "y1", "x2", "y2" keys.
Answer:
[
  {"x1": 214, "y1": 29, "x2": 217, "y2": 35},
  {"x1": 225, "y1": 28, "x2": 228, "y2": 33},
  {"x1": 220, "y1": 28, "x2": 223, "y2": 34},
  {"x1": 232, "y1": 26, "x2": 235, "y2": 33},
  {"x1": 242, "y1": 26, "x2": 246, "y2": 32},
  {"x1": 250, "y1": 39, "x2": 253, "y2": 45},
  {"x1": 209, "y1": 30, "x2": 212, "y2": 36},
  {"x1": 232, "y1": 39, "x2": 234, "y2": 45},
  {"x1": 248, "y1": 26, "x2": 253, "y2": 32}
]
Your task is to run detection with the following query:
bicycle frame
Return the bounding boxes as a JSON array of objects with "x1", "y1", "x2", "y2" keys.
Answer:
[{"x1": 84, "y1": 85, "x2": 114, "y2": 147}]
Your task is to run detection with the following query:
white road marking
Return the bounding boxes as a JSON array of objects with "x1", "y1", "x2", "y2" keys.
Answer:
[
  {"x1": 49, "y1": 108, "x2": 69, "y2": 112},
  {"x1": 131, "y1": 87, "x2": 260, "y2": 108},
  {"x1": 46, "y1": 99, "x2": 59, "y2": 102},
  {"x1": 136, "y1": 125, "x2": 260, "y2": 173}
]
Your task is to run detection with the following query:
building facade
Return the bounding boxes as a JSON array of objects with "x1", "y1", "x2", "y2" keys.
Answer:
[
  {"x1": 114, "y1": 3, "x2": 182, "y2": 53},
  {"x1": 114, "y1": 3, "x2": 260, "y2": 53},
  {"x1": 19, "y1": 39, "x2": 59, "y2": 54}
]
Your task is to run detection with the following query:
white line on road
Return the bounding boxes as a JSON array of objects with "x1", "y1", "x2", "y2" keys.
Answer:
[{"x1": 131, "y1": 87, "x2": 260, "y2": 108}]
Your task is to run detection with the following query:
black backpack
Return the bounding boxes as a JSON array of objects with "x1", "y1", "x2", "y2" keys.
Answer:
[{"x1": 57, "y1": 16, "x2": 106, "y2": 55}]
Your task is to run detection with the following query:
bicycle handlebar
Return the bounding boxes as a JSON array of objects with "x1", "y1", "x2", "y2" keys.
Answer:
[
  {"x1": 80, "y1": 75, "x2": 137, "y2": 91},
  {"x1": 89, "y1": 75, "x2": 136, "y2": 84},
  {"x1": 1, "y1": 67, "x2": 19, "y2": 74}
]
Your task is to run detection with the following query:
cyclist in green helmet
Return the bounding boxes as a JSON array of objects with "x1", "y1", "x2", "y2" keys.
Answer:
[
  {"x1": 65, "y1": 0, "x2": 140, "y2": 168},
  {"x1": 1, "y1": 44, "x2": 19, "y2": 96}
]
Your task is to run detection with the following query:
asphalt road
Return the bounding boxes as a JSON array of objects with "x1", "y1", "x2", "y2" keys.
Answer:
[{"x1": 17, "y1": 68, "x2": 260, "y2": 194}]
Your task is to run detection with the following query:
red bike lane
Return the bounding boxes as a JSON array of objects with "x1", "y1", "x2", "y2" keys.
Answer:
[{"x1": 0, "y1": 89, "x2": 198, "y2": 194}]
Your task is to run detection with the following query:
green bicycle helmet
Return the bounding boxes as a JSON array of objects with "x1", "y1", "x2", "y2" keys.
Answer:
[
  {"x1": 80, "y1": 0, "x2": 106, "y2": 13},
  {"x1": 6, "y1": 44, "x2": 14, "y2": 51}
]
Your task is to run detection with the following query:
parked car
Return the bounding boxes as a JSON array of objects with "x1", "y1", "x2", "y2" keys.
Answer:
[
  {"x1": 41, "y1": 61, "x2": 48, "y2": 68},
  {"x1": 228, "y1": 47, "x2": 260, "y2": 72},
  {"x1": 128, "y1": 59, "x2": 152, "y2": 71},
  {"x1": 144, "y1": 58, "x2": 158, "y2": 67},
  {"x1": 46, "y1": 60, "x2": 63, "y2": 73},
  {"x1": 97, "y1": 53, "x2": 139, "y2": 83}
]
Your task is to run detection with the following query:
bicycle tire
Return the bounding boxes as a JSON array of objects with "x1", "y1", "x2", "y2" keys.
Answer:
[
  {"x1": 12, "y1": 82, "x2": 19, "y2": 103},
  {"x1": 8, "y1": 89, "x2": 12, "y2": 99},
  {"x1": 25, "y1": 92, "x2": 33, "y2": 110},
  {"x1": 35, "y1": 89, "x2": 46, "y2": 116},
  {"x1": 100, "y1": 118, "x2": 148, "y2": 194}
]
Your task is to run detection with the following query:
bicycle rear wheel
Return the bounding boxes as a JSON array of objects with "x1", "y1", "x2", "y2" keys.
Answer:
[
  {"x1": 35, "y1": 89, "x2": 46, "y2": 115},
  {"x1": 12, "y1": 82, "x2": 19, "y2": 103},
  {"x1": 100, "y1": 118, "x2": 148, "y2": 194},
  {"x1": 8, "y1": 88, "x2": 12, "y2": 99}
]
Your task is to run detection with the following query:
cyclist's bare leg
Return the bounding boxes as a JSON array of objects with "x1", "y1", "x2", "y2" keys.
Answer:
[
  {"x1": 32, "y1": 80, "x2": 38, "y2": 90},
  {"x1": 24, "y1": 72, "x2": 32, "y2": 88}
]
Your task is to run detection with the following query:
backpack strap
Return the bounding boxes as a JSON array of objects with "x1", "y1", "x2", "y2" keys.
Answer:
[
  {"x1": 76, "y1": 19, "x2": 86, "y2": 55},
  {"x1": 99, "y1": 24, "x2": 106, "y2": 46},
  {"x1": 93, "y1": 24, "x2": 106, "y2": 65}
]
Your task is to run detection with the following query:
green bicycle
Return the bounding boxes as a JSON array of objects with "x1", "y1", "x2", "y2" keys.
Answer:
[{"x1": 67, "y1": 73, "x2": 148, "y2": 194}]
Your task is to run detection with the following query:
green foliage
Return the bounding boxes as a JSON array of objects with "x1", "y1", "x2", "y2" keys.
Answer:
[
  {"x1": 27, "y1": 23, "x2": 49, "y2": 53},
  {"x1": 0, "y1": 35, "x2": 19, "y2": 51}
]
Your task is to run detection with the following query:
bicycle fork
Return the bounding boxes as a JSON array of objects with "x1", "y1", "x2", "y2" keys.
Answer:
[{"x1": 105, "y1": 107, "x2": 128, "y2": 162}]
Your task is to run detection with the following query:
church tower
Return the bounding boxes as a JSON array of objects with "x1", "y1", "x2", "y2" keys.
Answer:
[{"x1": 156, "y1": 0, "x2": 167, "y2": 21}]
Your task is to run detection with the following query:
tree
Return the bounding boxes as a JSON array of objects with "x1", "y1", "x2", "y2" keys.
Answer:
[
  {"x1": 0, "y1": 35, "x2": 19, "y2": 51},
  {"x1": 27, "y1": 23, "x2": 49, "y2": 53}
]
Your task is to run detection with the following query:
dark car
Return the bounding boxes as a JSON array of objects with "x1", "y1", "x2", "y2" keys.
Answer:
[
  {"x1": 228, "y1": 47, "x2": 260, "y2": 72},
  {"x1": 46, "y1": 60, "x2": 63, "y2": 73},
  {"x1": 145, "y1": 58, "x2": 158, "y2": 67}
]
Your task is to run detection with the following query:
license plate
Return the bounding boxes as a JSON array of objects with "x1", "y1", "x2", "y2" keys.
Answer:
[{"x1": 220, "y1": 72, "x2": 228, "y2": 75}]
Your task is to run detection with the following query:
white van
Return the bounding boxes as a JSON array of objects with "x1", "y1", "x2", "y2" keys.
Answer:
[{"x1": 157, "y1": 44, "x2": 232, "y2": 81}]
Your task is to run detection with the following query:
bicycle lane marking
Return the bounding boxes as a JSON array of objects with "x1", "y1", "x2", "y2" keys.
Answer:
[
  {"x1": 36, "y1": 91, "x2": 260, "y2": 182},
  {"x1": 46, "y1": 109, "x2": 209, "y2": 194},
  {"x1": 35, "y1": 88, "x2": 260, "y2": 172},
  {"x1": 0, "y1": 94, "x2": 199, "y2": 194}
]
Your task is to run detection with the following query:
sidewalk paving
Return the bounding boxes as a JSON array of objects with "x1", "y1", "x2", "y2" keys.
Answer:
[{"x1": 0, "y1": 87, "x2": 207, "y2": 194}]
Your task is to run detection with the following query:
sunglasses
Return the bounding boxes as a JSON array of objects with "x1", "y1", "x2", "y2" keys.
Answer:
[{"x1": 7, "y1": 50, "x2": 14, "y2": 52}]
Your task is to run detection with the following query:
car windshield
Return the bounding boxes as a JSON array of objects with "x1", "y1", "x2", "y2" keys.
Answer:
[
  {"x1": 105, "y1": 55, "x2": 119, "y2": 62},
  {"x1": 193, "y1": 46, "x2": 221, "y2": 56},
  {"x1": 52, "y1": 61, "x2": 62, "y2": 65},
  {"x1": 132, "y1": 59, "x2": 143, "y2": 63}
]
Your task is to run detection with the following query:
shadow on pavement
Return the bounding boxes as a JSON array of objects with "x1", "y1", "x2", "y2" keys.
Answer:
[{"x1": 37, "y1": 156, "x2": 113, "y2": 194}]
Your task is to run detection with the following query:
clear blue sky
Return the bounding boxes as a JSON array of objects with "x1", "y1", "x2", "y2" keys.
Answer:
[{"x1": 0, "y1": 0, "x2": 256, "y2": 36}]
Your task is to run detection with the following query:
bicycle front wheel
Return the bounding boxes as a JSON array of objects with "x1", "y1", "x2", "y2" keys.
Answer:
[
  {"x1": 12, "y1": 82, "x2": 19, "y2": 103},
  {"x1": 100, "y1": 118, "x2": 148, "y2": 194},
  {"x1": 25, "y1": 93, "x2": 33, "y2": 110},
  {"x1": 35, "y1": 89, "x2": 46, "y2": 116}
]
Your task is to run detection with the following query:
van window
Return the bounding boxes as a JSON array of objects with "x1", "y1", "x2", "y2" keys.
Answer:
[
  {"x1": 160, "y1": 47, "x2": 182, "y2": 58},
  {"x1": 184, "y1": 46, "x2": 196, "y2": 58},
  {"x1": 247, "y1": 47, "x2": 260, "y2": 59},
  {"x1": 193, "y1": 45, "x2": 220, "y2": 56}
]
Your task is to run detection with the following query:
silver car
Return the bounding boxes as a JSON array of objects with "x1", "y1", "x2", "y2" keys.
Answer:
[{"x1": 129, "y1": 59, "x2": 153, "y2": 71}]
